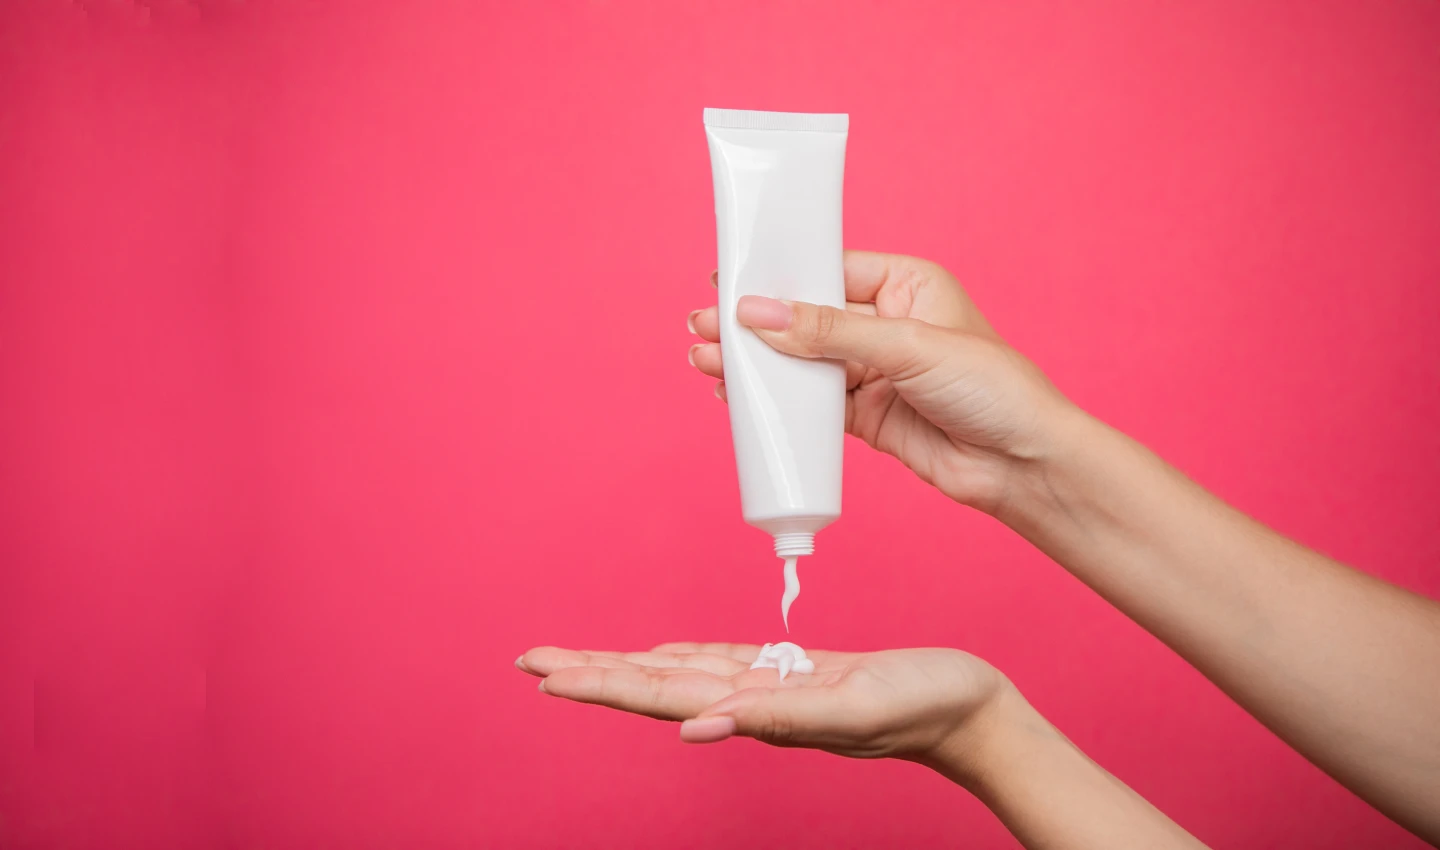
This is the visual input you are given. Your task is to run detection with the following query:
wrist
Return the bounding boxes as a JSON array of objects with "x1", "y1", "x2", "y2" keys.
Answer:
[
  {"x1": 928, "y1": 685, "x2": 1210, "y2": 849},
  {"x1": 990, "y1": 400, "x2": 1103, "y2": 527},
  {"x1": 919, "y1": 681, "x2": 1040, "y2": 792}
]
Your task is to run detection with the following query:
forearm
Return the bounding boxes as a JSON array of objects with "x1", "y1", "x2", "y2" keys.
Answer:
[
  {"x1": 1000, "y1": 409, "x2": 1440, "y2": 839},
  {"x1": 930, "y1": 688, "x2": 1208, "y2": 850}
]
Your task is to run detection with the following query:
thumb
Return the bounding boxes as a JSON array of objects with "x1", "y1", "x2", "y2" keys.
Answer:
[
  {"x1": 684, "y1": 686, "x2": 844, "y2": 746},
  {"x1": 736, "y1": 294, "x2": 946, "y2": 380}
]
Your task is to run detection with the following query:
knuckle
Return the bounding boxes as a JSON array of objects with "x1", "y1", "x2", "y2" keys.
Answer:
[
  {"x1": 810, "y1": 306, "x2": 844, "y2": 349},
  {"x1": 755, "y1": 694, "x2": 793, "y2": 744},
  {"x1": 756, "y1": 711, "x2": 790, "y2": 744},
  {"x1": 907, "y1": 256, "x2": 956, "y2": 292},
  {"x1": 593, "y1": 668, "x2": 616, "y2": 701},
  {"x1": 771, "y1": 712, "x2": 794, "y2": 744}
]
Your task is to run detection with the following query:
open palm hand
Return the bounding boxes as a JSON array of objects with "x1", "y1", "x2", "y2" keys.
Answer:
[{"x1": 516, "y1": 642, "x2": 1008, "y2": 762}]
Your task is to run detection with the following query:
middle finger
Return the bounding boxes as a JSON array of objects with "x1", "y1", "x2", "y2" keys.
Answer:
[
  {"x1": 687, "y1": 306, "x2": 721, "y2": 342},
  {"x1": 583, "y1": 650, "x2": 748, "y2": 676}
]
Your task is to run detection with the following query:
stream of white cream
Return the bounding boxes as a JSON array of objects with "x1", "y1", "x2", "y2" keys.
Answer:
[{"x1": 780, "y1": 556, "x2": 800, "y2": 631}]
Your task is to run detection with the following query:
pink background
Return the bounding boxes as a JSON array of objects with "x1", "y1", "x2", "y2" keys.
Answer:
[{"x1": 2, "y1": 1, "x2": 1438, "y2": 847}]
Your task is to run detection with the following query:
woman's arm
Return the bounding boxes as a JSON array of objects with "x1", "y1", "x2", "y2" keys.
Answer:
[
  {"x1": 1000, "y1": 410, "x2": 1440, "y2": 842},
  {"x1": 931, "y1": 688, "x2": 1209, "y2": 850},
  {"x1": 691, "y1": 252, "x2": 1439, "y2": 838}
]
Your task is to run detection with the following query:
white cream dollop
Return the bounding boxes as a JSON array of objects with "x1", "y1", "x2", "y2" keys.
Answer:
[{"x1": 749, "y1": 642, "x2": 815, "y2": 682}]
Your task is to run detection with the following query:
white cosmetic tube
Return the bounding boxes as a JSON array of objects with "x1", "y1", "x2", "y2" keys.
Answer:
[{"x1": 704, "y1": 107, "x2": 848, "y2": 562}]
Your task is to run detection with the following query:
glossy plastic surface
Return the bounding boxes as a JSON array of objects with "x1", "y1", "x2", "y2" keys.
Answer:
[{"x1": 704, "y1": 109, "x2": 848, "y2": 547}]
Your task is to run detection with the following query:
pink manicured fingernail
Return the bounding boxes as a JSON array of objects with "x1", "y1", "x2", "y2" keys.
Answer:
[
  {"x1": 537, "y1": 680, "x2": 548, "y2": 693},
  {"x1": 515, "y1": 655, "x2": 529, "y2": 672},
  {"x1": 688, "y1": 344, "x2": 701, "y2": 367},
  {"x1": 709, "y1": 270, "x2": 719, "y2": 288},
  {"x1": 714, "y1": 383, "x2": 726, "y2": 401},
  {"x1": 687, "y1": 310, "x2": 700, "y2": 334},
  {"x1": 680, "y1": 716, "x2": 736, "y2": 744},
  {"x1": 736, "y1": 295, "x2": 792, "y2": 331}
]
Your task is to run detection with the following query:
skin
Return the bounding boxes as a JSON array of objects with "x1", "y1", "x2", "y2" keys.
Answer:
[{"x1": 520, "y1": 252, "x2": 1440, "y2": 848}]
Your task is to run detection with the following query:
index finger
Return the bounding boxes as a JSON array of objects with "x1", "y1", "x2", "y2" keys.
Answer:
[
  {"x1": 843, "y1": 250, "x2": 930, "y2": 304},
  {"x1": 651, "y1": 642, "x2": 764, "y2": 663},
  {"x1": 843, "y1": 250, "x2": 993, "y2": 336},
  {"x1": 541, "y1": 666, "x2": 733, "y2": 721}
]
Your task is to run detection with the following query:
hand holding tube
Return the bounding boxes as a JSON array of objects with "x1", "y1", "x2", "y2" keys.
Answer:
[
  {"x1": 689, "y1": 252, "x2": 1440, "y2": 844},
  {"x1": 688, "y1": 251, "x2": 1074, "y2": 515}
]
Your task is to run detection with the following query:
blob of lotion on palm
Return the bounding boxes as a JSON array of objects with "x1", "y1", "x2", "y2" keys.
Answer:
[{"x1": 704, "y1": 108, "x2": 848, "y2": 629}]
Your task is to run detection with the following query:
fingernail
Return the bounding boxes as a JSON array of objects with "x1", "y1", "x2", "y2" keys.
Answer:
[
  {"x1": 736, "y1": 295, "x2": 792, "y2": 331},
  {"x1": 687, "y1": 310, "x2": 700, "y2": 334},
  {"x1": 680, "y1": 715, "x2": 736, "y2": 744},
  {"x1": 709, "y1": 270, "x2": 719, "y2": 288},
  {"x1": 537, "y1": 680, "x2": 548, "y2": 693},
  {"x1": 688, "y1": 344, "x2": 700, "y2": 367},
  {"x1": 515, "y1": 655, "x2": 529, "y2": 672},
  {"x1": 714, "y1": 383, "x2": 725, "y2": 401}
]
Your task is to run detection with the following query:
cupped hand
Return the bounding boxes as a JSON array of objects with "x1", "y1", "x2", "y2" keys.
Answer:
[
  {"x1": 516, "y1": 641, "x2": 1011, "y2": 769},
  {"x1": 687, "y1": 252, "x2": 1073, "y2": 514}
]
